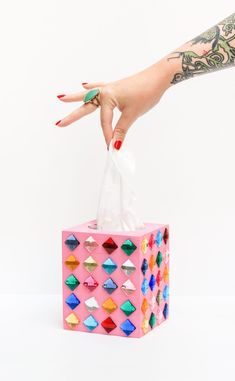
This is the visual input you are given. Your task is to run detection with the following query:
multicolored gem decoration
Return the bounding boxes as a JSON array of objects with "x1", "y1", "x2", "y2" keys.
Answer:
[
  {"x1": 102, "y1": 237, "x2": 118, "y2": 254},
  {"x1": 65, "y1": 312, "x2": 80, "y2": 329},
  {"x1": 121, "y1": 239, "x2": 137, "y2": 256},
  {"x1": 141, "y1": 258, "x2": 148, "y2": 275},
  {"x1": 120, "y1": 319, "x2": 136, "y2": 336},
  {"x1": 120, "y1": 300, "x2": 136, "y2": 316},
  {"x1": 83, "y1": 275, "x2": 99, "y2": 291},
  {"x1": 102, "y1": 258, "x2": 117, "y2": 275},
  {"x1": 102, "y1": 278, "x2": 118, "y2": 294},
  {"x1": 65, "y1": 293, "x2": 80, "y2": 310},
  {"x1": 155, "y1": 230, "x2": 163, "y2": 247},
  {"x1": 84, "y1": 236, "x2": 98, "y2": 253},
  {"x1": 64, "y1": 255, "x2": 80, "y2": 271},
  {"x1": 85, "y1": 296, "x2": 99, "y2": 312},
  {"x1": 102, "y1": 297, "x2": 118, "y2": 313},
  {"x1": 64, "y1": 234, "x2": 80, "y2": 251},
  {"x1": 83, "y1": 315, "x2": 99, "y2": 331},
  {"x1": 83, "y1": 256, "x2": 98, "y2": 273},
  {"x1": 101, "y1": 317, "x2": 117, "y2": 333},
  {"x1": 121, "y1": 279, "x2": 136, "y2": 296},
  {"x1": 65, "y1": 274, "x2": 80, "y2": 291},
  {"x1": 121, "y1": 259, "x2": 136, "y2": 276}
]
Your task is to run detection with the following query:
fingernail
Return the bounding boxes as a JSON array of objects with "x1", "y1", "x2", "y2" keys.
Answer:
[
  {"x1": 114, "y1": 140, "x2": 122, "y2": 150},
  {"x1": 57, "y1": 94, "x2": 66, "y2": 99},
  {"x1": 55, "y1": 120, "x2": 61, "y2": 126},
  {"x1": 82, "y1": 82, "x2": 88, "y2": 85}
]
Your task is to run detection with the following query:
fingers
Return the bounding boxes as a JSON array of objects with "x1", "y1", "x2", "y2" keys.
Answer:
[
  {"x1": 100, "y1": 104, "x2": 114, "y2": 147},
  {"x1": 112, "y1": 111, "x2": 136, "y2": 150},
  {"x1": 82, "y1": 82, "x2": 106, "y2": 89},
  {"x1": 56, "y1": 102, "x2": 96, "y2": 127},
  {"x1": 57, "y1": 91, "x2": 87, "y2": 103}
]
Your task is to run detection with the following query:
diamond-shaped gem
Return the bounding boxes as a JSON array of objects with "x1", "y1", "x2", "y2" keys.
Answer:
[
  {"x1": 83, "y1": 255, "x2": 98, "y2": 273},
  {"x1": 165, "y1": 250, "x2": 170, "y2": 264},
  {"x1": 141, "y1": 297, "x2": 149, "y2": 314},
  {"x1": 120, "y1": 300, "x2": 136, "y2": 316},
  {"x1": 64, "y1": 234, "x2": 80, "y2": 251},
  {"x1": 156, "y1": 290, "x2": 162, "y2": 305},
  {"x1": 64, "y1": 255, "x2": 80, "y2": 271},
  {"x1": 141, "y1": 278, "x2": 148, "y2": 295},
  {"x1": 101, "y1": 317, "x2": 117, "y2": 333},
  {"x1": 65, "y1": 274, "x2": 80, "y2": 291},
  {"x1": 121, "y1": 239, "x2": 137, "y2": 256},
  {"x1": 102, "y1": 297, "x2": 117, "y2": 313},
  {"x1": 102, "y1": 237, "x2": 118, "y2": 254},
  {"x1": 150, "y1": 294, "x2": 156, "y2": 310},
  {"x1": 120, "y1": 319, "x2": 136, "y2": 336},
  {"x1": 84, "y1": 236, "x2": 98, "y2": 253},
  {"x1": 156, "y1": 251, "x2": 163, "y2": 267},
  {"x1": 156, "y1": 270, "x2": 162, "y2": 287},
  {"x1": 149, "y1": 274, "x2": 156, "y2": 291},
  {"x1": 141, "y1": 237, "x2": 148, "y2": 254},
  {"x1": 141, "y1": 258, "x2": 148, "y2": 275},
  {"x1": 148, "y1": 233, "x2": 155, "y2": 250},
  {"x1": 163, "y1": 303, "x2": 169, "y2": 319},
  {"x1": 65, "y1": 312, "x2": 80, "y2": 329},
  {"x1": 84, "y1": 296, "x2": 99, "y2": 312},
  {"x1": 83, "y1": 275, "x2": 99, "y2": 291},
  {"x1": 121, "y1": 259, "x2": 136, "y2": 276},
  {"x1": 149, "y1": 312, "x2": 156, "y2": 329},
  {"x1": 65, "y1": 293, "x2": 80, "y2": 310},
  {"x1": 155, "y1": 230, "x2": 163, "y2": 247},
  {"x1": 149, "y1": 254, "x2": 155, "y2": 271},
  {"x1": 102, "y1": 258, "x2": 117, "y2": 275},
  {"x1": 156, "y1": 308, "x2": 163, "y2": 323},
  {"x1": 83, "y1": 315, "x2": 99, "y2": 331},
  {"x1": 163, "y1": 266, "x2": 169, "y2": 282},
  {"x1": 141, "y1": 316, "x2": 149, "y2": 334},
  {"x1": 102, "y1": 278, "x2": 118, "y2": 294},
  {"x1": 163, "y1": 227, "x2": 169, "y2": 244},
  {"x1": 163, "y1": 285, "x2": 169, "y2": 301},
  {"x1": 121, "y1": 279, "x2": 136, "y2": 295}
]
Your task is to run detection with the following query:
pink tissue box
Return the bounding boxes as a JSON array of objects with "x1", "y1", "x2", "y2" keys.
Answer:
[{"x1": 62, "y1": 220, "x2": 169, "y2": 338}]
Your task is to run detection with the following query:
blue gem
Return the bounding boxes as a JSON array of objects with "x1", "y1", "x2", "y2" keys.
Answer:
[
  {"x1": 65, "y1": 293, "x2": 80, "y2": 310},
  {"x1": 102, "y1": 258, "x2": 117, "y2": 275},
  {"x1": 155, "y1": 230, "x2": 163, "y2": 247},
  {"x1": 149, "y1": 274, "x2": 156, "y2": 291},
  {"x1": 163, "y1": 303, "x2": 169, "y2": 319},
  {"x1": 141, "y1": 278, "x2": 149, "y2": 295},
  {"x1": 141, "y1": 258, "x2": 148, "y2": 275},
  {"x1": 64, "y1": 234, "x2": 80, "y2": 251},
  {"x1": 83, "y1": 315, "x2": 99, "y2": 331},
  {"x1": 163, "y1": 285, "x2": 169, "y2": 301},
  {"x1": 120, "y1": 319, "x2": 136, "y2": 336},
  {"x1": 102, "y1": 278, "x2": 118, "y2": 294}
]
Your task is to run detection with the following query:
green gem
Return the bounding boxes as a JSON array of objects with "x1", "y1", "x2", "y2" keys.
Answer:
[
  {"x1": 120, "y1": 300, "x2": 136, "y2": 316},
  {"x1": 149, "y1": 312, "x2": 156, "y2": 329},
  {"x1": 156, "y1": 251, "x2": 163, "y2": 267},
  {"x1": 121, "y1": 239, "x2": 137, "y2": 256},
  {"x1": 83, "y1": 89, "x2": 100, "y2": 103},
  {"x1": 65, "y1": 274, "x2": 80, "y2": 291}
]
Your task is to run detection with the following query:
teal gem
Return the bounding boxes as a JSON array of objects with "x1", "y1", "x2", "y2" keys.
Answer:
[
  {"x1": 83, "y1": 315, "x2": 99, "y2": 331},
  {"x1": 149, "y1": 312, "x2": 156, "y2": 329},
  {"x1": 120, "y1": 300, "x2": 136, "y2": 316},
  {"x1": 155, "y1": 230, "x2": 163, "y2": 247},
  {"x1": 65, "y1": 274, "x2": 80, "y2": 291},
  {"x1": 120, "y1": 319, "x2": 136, "y2": 336},
  {"x1": 83, "y1": 88, "x2": 100, "y2": 103},
  {"x1": 121, "y1": 239, "x2": 137, "y2": 256},
  {"x1": 102, "y1": 258, "x2": 117, "y2": 275},
  {"x1": 141, "y1": 278, "x2": 148, "y2": 295},
  {"x1": 103, "y1": 278, "x2": 118, "y2": 294},
  {"x1": 156, "y1": 251, "x2": 163, "y2": 267},
  {"x1": 163, "y1": 285, "x2": 169, "y2": 301}
]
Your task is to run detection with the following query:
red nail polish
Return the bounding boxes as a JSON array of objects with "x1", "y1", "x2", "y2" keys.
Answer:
[
  {"x1": 55, "y1": 120, "x2": 61, "y2": 126},
  {"x1": 82, "y1": 82, "x2": 88, "y2": 85},
  {"x1": 114, "y1": 140, "x2": 122, "y2": 150},
  {"x1": 57, "y1": 94, "x2": 65, "y2": 99}
]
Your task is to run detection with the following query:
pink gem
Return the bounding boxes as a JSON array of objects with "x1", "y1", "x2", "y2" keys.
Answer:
[{"x1": 83, "y1": 275, "x2": 99, "y2": 291}]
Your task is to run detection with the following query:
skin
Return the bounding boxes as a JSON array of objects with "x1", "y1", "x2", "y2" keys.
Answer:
[{"x1": 56, "y1": 12, "x2": 235, "y2": 149}]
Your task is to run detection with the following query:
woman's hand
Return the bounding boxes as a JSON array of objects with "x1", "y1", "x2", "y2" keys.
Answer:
[{"x1": 55, "y1": 58, "x2": 171, "y2": 149}]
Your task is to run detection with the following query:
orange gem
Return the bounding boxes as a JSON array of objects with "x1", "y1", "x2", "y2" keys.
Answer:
[
  {"x1": 102, "y1": 297, "x2": 118, "y2": 313},
  {"x1": 64, "y1": 255, "x2": 80, "y2": 271},
  {"x1": 163, "y1": 266, "x2": 169, "y2": 282},
  {"x1": 141, "y1": 297, "x2": 149, "y2": 314},
  {"x1": 149, "y1": 254, "x2": 156, "y2": 271}
]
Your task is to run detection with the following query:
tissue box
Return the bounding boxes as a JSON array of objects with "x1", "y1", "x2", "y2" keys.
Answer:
[{"x1": 62, "y1": 220, "x2": 169, "y2": 338}]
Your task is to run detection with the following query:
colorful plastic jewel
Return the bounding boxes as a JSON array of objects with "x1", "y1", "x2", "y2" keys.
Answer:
[
  {"x1": 64, "y1": 255, "x2": 80, "y2": 271},
  {"x1": 163, "y1": 285, "x2": 169, "y2": 301},
  {"x1": 101, "y1": 317, "x2": 117, "y2": 333},
  {"x1": 65, "y1": 274, "x2": 80, "y2": 291},
  {"x1": 141, "y1": 258, "x2": 148, "y2": 275},
  {"x1": 121, "y1": 259, "x2": 136, "y2": 276},
  {"x1": 149, "y1": 254, "x2": 155, "y2": 271},
  {"x1": 163, "y1": 227, "x2": 169, "y2": 244},
  {"x1": 148, "y1": 233, "x2": 155, "y2": 250},
  {"x1": 121, "y1": 279, "x2": 136, "y2": 295},
  {"x1": 141, "y1": 298, "x2": 149, "y2": 314},
  {"x1": 165, "y1": 250, "x2": 170, "y2": 264},
  {"x1": 83, "y1": 275, "x2": 99, "y2": 291},
  {"x1": 102, "y1": 258, "x2": 117, "y2": 275},
  {"x1": 156, "y1": 290, "x2": 162, "y2": 306},
  {"x1": 102, "y1": 297, "x2": 117, "y2": 313},
  {"x1": 150, "y1": 294, "x2": 156, "y2": 310},
  {"x1": 120, "y1": 300, "x2": 136, "y2": 316},
  {"x1": 120, "y1": 319, "x2": 136, "y2": 336},
  {"x1": 83, "y1": 255, "x2": 98, "y2": 273},
  {"x1": 141, "y1": 316, "x2": 149, "y2": 334},
  {"x1": 121, "y1": 239, "x2": 137, "y2": 255},
  {"x1": 83, "y1": 315, "x2": 99, "y2": 331},
  {"x1": 141, "y1": 237, "x2": 148, "y2": 254},
  {"x1": 149, "y1": 274, "x2": 156, "y2": 291},
  {"x1": 65, "y1": 293, "x2": 80, "y2": 310},
  {"x1": 163, "y1": 266, "x2": 169, "y2": 282},
  {"x1": 155, "y1": 230, "x2": 163, "y2": 247},
  {"x1": 156, "y1": 308, "x2": 163, "y2": 323},
  {"x1": 84, "y1": 236, "x2": 98, "y2": 253},
  {"x1": 156, "y1": 251, "x2": 163, "y2": 268},
  {"x1": 65, "y1": 312, "x2": 80, "y2": 329},
  {"x1": 64, "y1": 234, "x2": 80, "y2": 251},
  {"x1": 156, "y1": 270, "x2": 162, "y2": 287},
  {"x1": 84, "y1": 296, "x2": 99, "y2": 312},
  {"x1": 141, "y1": 278, "x2": 149, "y2": 295},
  {"x1": 149, "y1": 312, "x2": 156, "y2": 329},
  {"x1": 102, "y1": 278, "x2": 118, "y2": 294},
  {"x1": 163, "y1": 303, "x2": 169, "y2": 319},
  {"x1": 102, "y1": 237, "x2": 118, "y2": 254}
]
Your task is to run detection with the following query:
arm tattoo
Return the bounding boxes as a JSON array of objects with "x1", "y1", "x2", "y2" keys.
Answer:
[{"x1": 168, "y1": 13, "x2": 235, "y2": 84}]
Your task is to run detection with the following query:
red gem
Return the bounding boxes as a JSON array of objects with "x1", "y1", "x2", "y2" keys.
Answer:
[
  {"x1": 101, "y1": 317, "x2": 117, "y2": 333},
  {"x1": 156, "y1": 270, "x2": 162, "y2": 287},
  {"x1": 163, "y1": 228, "x2": 169, "y2": 244},
  {"x1": 148, "y1": 234, "x2": 155, "y2": 249},
  {"x1": 83, "y1": 275, "x2": 99, "y2": 291},
  {"x1": 102, "y1": 237, "x2": 118, "y2": 254}
]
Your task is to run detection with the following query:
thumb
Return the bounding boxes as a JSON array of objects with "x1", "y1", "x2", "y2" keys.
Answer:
[{"x1": 112, "y1": 111, "x2": 135, "y2": 150}]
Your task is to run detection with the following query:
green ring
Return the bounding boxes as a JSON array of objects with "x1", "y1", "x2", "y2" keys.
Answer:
[{"x1": 83, "y1": 89, "x2": 100, "y2": 103}]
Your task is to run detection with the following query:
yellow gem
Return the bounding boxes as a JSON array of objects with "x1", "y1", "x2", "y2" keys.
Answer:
[
  {"x1": 163, "y1": 266, "x2": 169, "y2": 282},
  {"x1": 141, "y1": 237, "x2": 148, "y2": 254},
  {"x1": 141, "y1": 316, "x2": 149, "y2": 334},
  {"x1": 102, "y1": 297, "x2": 118, "y2": 313},
  {"x1": 149, "y1": 254, "x2": 156, "y2": 271},
  {"x1": 65, "y1": 312, "x2": 80, "y2": 329},
  {"x1": 64, "y1": 255, "x2": 80, "y2": 271},
  {"x1": 83, "y1": 255, "x2": 98, "y2": 273},
  {"x1": 141, "y1": 297, "x2": 149, "y2": 314}
]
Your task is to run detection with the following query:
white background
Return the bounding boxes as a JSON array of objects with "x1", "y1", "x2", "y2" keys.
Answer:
[{"x1": 0, "y1": 1, "x2": 234, "y2": 380}]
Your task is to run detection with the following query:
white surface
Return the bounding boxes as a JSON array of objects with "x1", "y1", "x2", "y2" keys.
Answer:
[{"x1": 0, "y1": 295, "x2": 234, "y2": 381}]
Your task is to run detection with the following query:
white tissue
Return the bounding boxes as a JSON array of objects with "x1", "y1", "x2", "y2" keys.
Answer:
[{"x1": 96, "y1": 140, "x2": 144, "y2": 231}]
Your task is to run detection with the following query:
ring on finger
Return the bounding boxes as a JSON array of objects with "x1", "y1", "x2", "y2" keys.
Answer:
[{"x1": 83, "y1": 88, "x2": 100, "y2": 107}]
